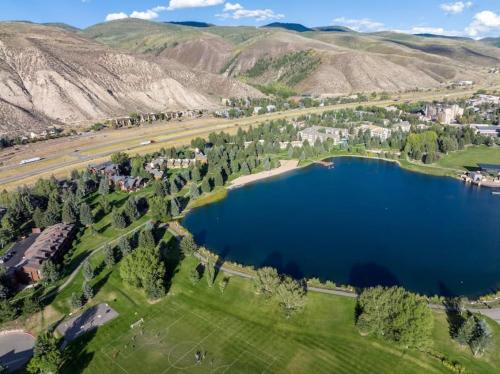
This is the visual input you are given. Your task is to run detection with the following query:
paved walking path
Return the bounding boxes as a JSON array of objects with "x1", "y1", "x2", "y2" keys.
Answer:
[
  {"x1": 168, "y1": 225, "x2": 500, "y2": 324},
  {"x1": 41, "y1": 220, "x2": 151, "y2": 302}
]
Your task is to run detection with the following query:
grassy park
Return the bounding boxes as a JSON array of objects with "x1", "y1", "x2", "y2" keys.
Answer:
[{"x1": 56, "y1": 251, "x2": 500, "y2": 374}]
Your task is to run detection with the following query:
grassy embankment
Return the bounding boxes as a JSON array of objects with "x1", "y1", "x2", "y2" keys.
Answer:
[{"x1": 57, "y1": 253, "x2": 500, "y2": 373}]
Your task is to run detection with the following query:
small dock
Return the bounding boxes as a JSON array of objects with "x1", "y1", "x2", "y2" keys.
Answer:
[{"x1": 315, "y1": 160, "x2": 334, "y2": 168}]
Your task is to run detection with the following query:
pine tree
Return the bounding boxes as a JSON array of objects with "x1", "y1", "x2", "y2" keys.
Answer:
[
  {"x1": 62, "y1": 200, "x2": 77, "y2": 224},
  {"x1": 138, "y1": 228, "x2": 156, "y2": 250},
  {"x1": 98, "y1": 176, "x2": 110, "y2": 195},
  {"x1": 148, "y1": 196, "x2": 167, "y2": 222},
  {"x1": 79, "y1": 203, "x2": 93, "y2": 227},
  {"x1": 118, "y1": 237, "x2": 132, "y2": 256},
  {"x1": 82, "y1": 282, "x2": 94, "y2": 301},
  {"x1": 189, "y1": 183, "x2": 200, "y2": 199},
  {"x1": 123, "y1": 197, "x2": 139, "y2": 222},
  {"x1": 99, "y1": 195, "x2": 111, "y2": 215},
  {"x1": 170, "y1": 198, "x2": 180, "y2": 217},
  {"x1": 180, "y1": 235, "x2": 197, "y2": 256},
  {"x1": 44, "y1": 194, "x2": 61, "y2": 226},
  {"x1": 192, "y1": 166, "x2": 202, "y2": 182},
  {"x1": 40, "y1": 261, "x2": 59, "y2": 285},
  {"x1": 214, "y1": 171, "x2": 224, "y2": 187},
  {"x1": 70, "y1": 293, "x2": 82, "y2": 309},
  {"x1": 201, "y1": 177, "x2": 211, "y2": 194},
  {"x1": 206, "y1": 260, "x2": 216, "y2": 287},
  {"x1": 32, "y1": 207, "x2": 45, "y2": 229},
  {"x1": 82, "y1": 260, "x2": 94, "y2": 281},
  {"x1": 104, "y1": 245, "x2": 116, "y2": 268},
  {"x1": 111, "y1": 208, "x2": 127, "y2": 229},
  {"x1": 241, "y1": 162, "x2": 250, "y2": 175},
  {"x1": 152, "y1": 179, "x2": 166, "y2": 197}
]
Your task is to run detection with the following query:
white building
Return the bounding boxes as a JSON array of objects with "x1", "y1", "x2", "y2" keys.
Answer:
[
  {"x1": 357, "y1": 124, "x2": 392, "y2": 141},
  {"x1": 425, "y1": 104, "x2": 464, "y2": 125},
  {"x1": 298, "y1": 126, "x2": 349, "y2": 145}
]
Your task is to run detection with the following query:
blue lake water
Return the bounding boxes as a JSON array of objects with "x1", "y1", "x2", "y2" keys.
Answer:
[{"x1": 183, "y1": 157, "x2": 500, "y2": 297}]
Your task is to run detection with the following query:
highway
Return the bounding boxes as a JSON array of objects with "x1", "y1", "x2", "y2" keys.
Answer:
[{"x1": 0, "y1": 86, "x2": 492, "y2": 189}]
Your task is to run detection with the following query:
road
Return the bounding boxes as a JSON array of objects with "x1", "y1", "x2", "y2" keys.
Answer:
[{"x1": 0, "y1": 86, "x2": 489, "y2": 190}]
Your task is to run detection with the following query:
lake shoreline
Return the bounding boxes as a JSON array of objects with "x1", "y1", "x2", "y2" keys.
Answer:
[{"x1": 228, "y1": 159, "x2": 300, "y2": 189}]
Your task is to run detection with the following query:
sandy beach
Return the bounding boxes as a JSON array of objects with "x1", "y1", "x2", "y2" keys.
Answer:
[{"x1": 229, "y1": 160, "x2": 300, "y2": 189}]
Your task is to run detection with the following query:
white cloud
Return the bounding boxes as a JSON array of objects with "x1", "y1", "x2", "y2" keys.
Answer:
[
  {"x1": 224, "y1": 2, "x2": 243, "y2": 12},
  {"x1": 218, "y1": 3, "x2": 284, "y2": 22},
  {"x1": 466, "y1": 10, "x2": 500, "y2": 37},
  {"x1": 130, "y1": 9, "x2": 160, "y2": 20},
  {"x1": 167, "y1": 0, "x2": 224, "y2": 11},
  {"x1": 105, "y1": 12, "x2": 129, "y2": 21},
  {"x1": 333, "y1": 17, "x2": 385, "y2": 32},
  {"x1": 440, "y1": 2, "x2": 473, "y2": 15},
  {"x1": 106, "y1": 5, "x2": 170, "y2": 22}
]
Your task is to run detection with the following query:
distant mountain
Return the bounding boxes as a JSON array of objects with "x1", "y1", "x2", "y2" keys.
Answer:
[
  {"x1": 167, "y1": 21, "x2": 213, "y2": 28},
  {"x1": 262, "y1": 22, "x2": 312, "y2": 33},
  {"x1": 42, "y1": 22, "x2": 80, "y2": 32},
  {"x1": 414, "y1": 33, "x2": 472, "y2": 41},
  {"x1": 482, "y1": 37, "x2": 500, "y2": 48},
  {"x1": 313, "y1": 26, "x2": 353, "y2": 33}
]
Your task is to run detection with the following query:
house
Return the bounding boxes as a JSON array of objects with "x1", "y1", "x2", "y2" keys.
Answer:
[
  {"x1": 298, "y1": 126, "x2": 349, "y2": 145},
  {"x1": 17, "y1": 224, "x2": 76, "y2": 283},
  {"x1": 110, "y1": 176, "x2": 145, "y2": 193},
  {"x1": 468, "y1": 95, "x2": 500, "y2": 107},
  {"x1": 357, "y1": 124, "x2": 392, "y2": 141},
  {"x1": 194, "y1": 149, "x2": 208, "y2": 164},
  {"x1": 88, "y1": 161, "x2": 120, "y2": 177}
]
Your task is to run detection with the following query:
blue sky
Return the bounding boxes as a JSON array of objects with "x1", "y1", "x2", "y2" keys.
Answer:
[{"x1": 1, "y1": 0, "x2": 500, "y2": 38}]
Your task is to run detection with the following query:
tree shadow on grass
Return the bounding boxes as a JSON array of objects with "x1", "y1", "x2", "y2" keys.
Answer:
[
  {"x1": 161, "y1": 238, "x2": 184, "y2": 294},
  {"x1": 92, "y1": 272, "x2": 111, "y2": 296},
  {"x1": 60, "y1": 329, "x2": 96, "y2": 374}
]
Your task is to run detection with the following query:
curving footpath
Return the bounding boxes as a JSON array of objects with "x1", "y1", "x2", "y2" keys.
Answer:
[{"x1": 167, "y1": 226, "x2": 500, "y2": 325}]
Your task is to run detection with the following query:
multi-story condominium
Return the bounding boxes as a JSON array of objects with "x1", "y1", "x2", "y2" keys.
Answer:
[{"x1": 298, "y1": 126, "x2": 349, "y2": 145}]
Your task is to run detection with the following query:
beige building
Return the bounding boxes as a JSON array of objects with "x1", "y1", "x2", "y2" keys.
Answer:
[
  {"x1": 357, "y1": 124, "x2": 392, "y2": 141},
  {"x1": 298, "y1": 126, "x2": 349, "y2": 145}
]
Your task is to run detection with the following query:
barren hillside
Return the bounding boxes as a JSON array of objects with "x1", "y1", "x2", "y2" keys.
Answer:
[
  {"x1": 82, "y1": 19, "x2": 499, "y2": 97},
  {"x1": 0, "y1": 22, "x2": 260, "y2": 135}
]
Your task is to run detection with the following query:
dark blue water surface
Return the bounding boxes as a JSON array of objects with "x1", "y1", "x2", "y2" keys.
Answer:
[{"x1": 183, "y1": 157, "x2": 500, "y2": 297}]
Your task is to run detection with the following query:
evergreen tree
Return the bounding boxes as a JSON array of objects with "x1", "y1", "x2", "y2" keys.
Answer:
[
  {"x1": 111, "y1": 208, "x2": 127, "y2": 229},
  {"x1": 32, "y1": 207, "x2": 45, "y2": 229},
  {"x1": 123, "y1": 196, "x2": 139, "y2": 222},
  {"x1": 192, "y1": 166, "x2": 202, "y2": 182},
  {"x1": 170, "y1": 198, "x2": 181, "y2": 217},
  {"x1": 62, "y1": 200, "x2": 78, "y2": 224},
  {"x1": 241, "y1": 162, "x2": 250, "y2": 175},
  {"x1": 0, "y1": 300, "x2": 17, "y2": 323},
  {"x1": 205, "y1": 260, "x2": 216, "y2": 287},
  {"x1": 180, "y1": 235, "x2": 197, "y2": 256},
  {"x1": 82, "y1": 260, "x2": 94, "y2": 281},
  {"x1": 104, "y1": 245, "x2": 116, "y2": 268},
  {"x1": 219, "y1": 277, "x2": 229, "y2": 294},
  {"x1": 188, "y1": 267, "x2": 201, "y2": 284},
  {"x1": 44, "y1": 194, "x2": 61, "y2": 226},
  {"x1": 152, "y1": 179, "x2": 166, "y2": 197},
  {"x1": 27, "y1": 333, "x2": 62, "y2": 374},
  {"x1": 118, "y1": 237, "x2": 132, "y2": 256},
  {"x1": 40, "y1": 261, "x2": 59, "y2": 285},
  {"x1": 70, "y1": 292, "x2": 82, "y2": 309},
  {"x1": 82, "y1": 282, "x2": 94, "y2": 301},
  {"x1": 138, "y1": 228, "x2": 156, "y2": 250},
  {"x1": 98, "y1": 176, "x2": 110, "y2": 195},
  {"x1": 79, "y1": 203, "x2": 93, "y2": 227},
  {"x1": 148, "y1": 196, "x2": 168, "y2": 222},
  {"x1": 214, "y1": 171, "x2": 224, "y2": 187},
  {"x1": 99, "y1": 195, "x2": 111, "y2": 215},
  {"x1": 189, "y1": 183, "x2": 200, "y2": 199},
  {"x1": 201, "y1": 177, "x2": 211, "y2": 194}
]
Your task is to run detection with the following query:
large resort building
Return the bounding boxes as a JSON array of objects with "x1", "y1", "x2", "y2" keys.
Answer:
[
  {"x1": 298, "y1": 126, "x2": 349, "y2": 145},
  {"x1": 6, "y1": 223, "x2": 76, "y2": 284}
]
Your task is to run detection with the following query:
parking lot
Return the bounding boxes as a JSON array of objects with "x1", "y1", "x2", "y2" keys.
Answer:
[{"x1": 0, "y1": 331, "x2": 35, "y2": 372}]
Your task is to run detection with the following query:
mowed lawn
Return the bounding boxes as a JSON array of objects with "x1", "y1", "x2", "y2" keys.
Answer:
[
  {"x1": 59, "y1": 255, "x2": 500, "y2": 374},
  {"x1": 437, "y1": 146, "x2": 500, "y2": 170}
]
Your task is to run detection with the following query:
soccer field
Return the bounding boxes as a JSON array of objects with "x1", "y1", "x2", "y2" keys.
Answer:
[{"x1": 58, "y1": 253, "x2": 500, "y2": 374}]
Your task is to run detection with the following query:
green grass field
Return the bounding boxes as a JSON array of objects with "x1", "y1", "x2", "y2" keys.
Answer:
[
  {"x1": 58, "y1": 253, "x2": 500, "y2": 374},
  {"x1": 437, "y1": 146, "x2": 500, "y2": 171}
]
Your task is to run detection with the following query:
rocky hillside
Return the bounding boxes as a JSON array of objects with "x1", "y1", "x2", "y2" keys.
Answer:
[
  {"x1": 0, "y1": 22, "x2": 260, "y2": 135},
  {"x1": 82, "y1": 19, "x2": 500, "y2": 97}
]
